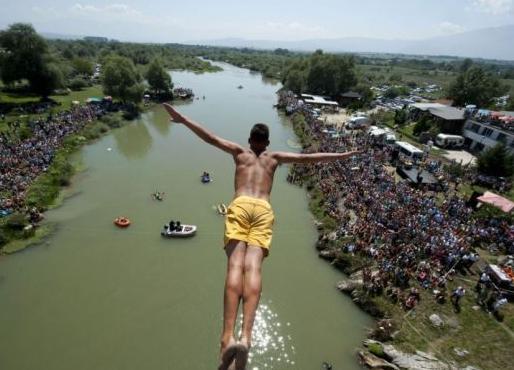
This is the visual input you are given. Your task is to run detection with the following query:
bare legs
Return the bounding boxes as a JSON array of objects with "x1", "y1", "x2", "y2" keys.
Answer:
[
  {"x1": 221, "y1": 240, "x2": 265, "y2": 368},
  {"x1": 221, "y1": 240, "x2": 246, "y2": 350},
  {"x1": 240, "y1": 244, "x2": 264, "y2": 348}
]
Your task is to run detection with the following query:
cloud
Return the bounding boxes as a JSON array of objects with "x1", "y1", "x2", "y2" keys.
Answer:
[
  {"x1": 437, "y1": 21, "x2": 466, "y2": 34},
  {"x1": 469, "y1": 0, "x2": 513, "y2": 14},
  {"x1": 30, "y1": 3, "x2": 181, "y2": 28}
]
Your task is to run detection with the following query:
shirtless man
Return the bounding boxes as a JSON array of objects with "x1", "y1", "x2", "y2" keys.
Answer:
[{"x1": 163, "y1": 103, "x2": 358, "y2": 370}]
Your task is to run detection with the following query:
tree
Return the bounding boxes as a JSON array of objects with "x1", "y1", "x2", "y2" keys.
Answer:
[
  {"x1": 145, "y1": 58, "x2": 172, "y2": 95},
  {"x1": 394, "y1": 108, "x2": 408, "y2": 126},
  {"x1": 30, "y1": 62, "x2": 64, "y2": 96},
  {"x1": 477, "y1": 143, "x2": 514, "y2": 177},
  {"x1": 71, "y1": 57, "x2": 93, "y2": 76},
  {"x1": 413, "y1": 115, "x2": 434, "y2": 136},
  {"x1": 459, "y1": 58, "x2": 473, "y2": 72},
  {"x1": 448, "y1": 66, "x2": 506, "y2": 107},
  {"x1": 0, "y1": 23, "x2": 48, "y2": 85},
  {"x1": 0, "y1": 23, "x2": 61, "y2": 96},
  {"x1": 102, "y1": 55, "x2": 144, "y2": 104}
]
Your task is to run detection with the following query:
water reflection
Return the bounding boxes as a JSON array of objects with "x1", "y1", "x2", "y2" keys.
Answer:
[
  {"x1": 148, "y1": 109, "x2": 171, "y2": 136},
  {"x1": 113, "y1": 118, "x2": 153, "y2": 159},
  {"x1": 240, "y1": 300, "x2": 296, "y2": 369}
]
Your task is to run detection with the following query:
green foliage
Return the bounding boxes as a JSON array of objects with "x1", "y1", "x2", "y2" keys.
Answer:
[
  {"x1": 68, "y1": 77, "x2": 89, "y2": 90},
  {"x1": 0, "y1": 230, "x2": 7, "y2": 246},
  {"x1": 349, "y1": 84, "x2": 374, "y2": 109},
  {"x1": 145, "y1": 58, "x2": 173, "y2": 94},
  {"x1": 448, "y1": 66, "x2": 507, "y2": 107},
  {"x1": 30, "y1": 62, "x2": 65, "y2": 96},
  {"x1": 444, "y1": 161, "x2": 466, "y2": 178},
  {"x1": 0, "y1": 23, "x2": 62, "y2": 96},
  {"x1": 473, "y1": 203, "x2": 514, "y2": 223},
  {"x1": 413, "y1": 115, "x2": 434, "y2": 136},
  {"x1": 282, "y1": 51, "x2": 357, "y2": 96},
  {"x1": 394, "y1": 108, "x2": 408, "y2": 126},
  {"x1": 384, "y1": 86, "x2": 409, "y2": 99},
  {"x1": 477, "y1": 143, "x2": 514, "y2": 177},
  {"x1": 71, "y1": 57, "x2": 93, "y2": 76},
  {"x1": 101, "y1": 55, "x2": 144, "y2": 104},
  {"x1": 5, "y1": 213, "x2": 28, "y2": 230},
  {"x1": 0, "y1": 23, "x2": 48, "y2": 85}
]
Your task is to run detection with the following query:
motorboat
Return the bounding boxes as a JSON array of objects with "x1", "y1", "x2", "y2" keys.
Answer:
[{"x1": 161, "y1": 224, "x2": 197, "y2": 237}]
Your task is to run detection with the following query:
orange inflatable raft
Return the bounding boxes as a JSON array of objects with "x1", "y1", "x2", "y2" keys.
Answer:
[{"x1": 114, "y1": 217, "x2": 131, "y2": 228}]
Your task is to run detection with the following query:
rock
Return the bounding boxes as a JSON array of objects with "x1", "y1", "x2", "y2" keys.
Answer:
[
  {"x1": 359, "y1": 351, "x2": 399, "y2": 370},
  {"x1": 319, "y1": 249, "x2": 336, "y2": 260},
  {"x1": 336, "y1": 279, "x2": 362, "y2": 293},
  {"x1": 471, "y1": 305, "x2": 481, "y2": 311},
  {"x1": 429, "y1": 313, "x2": 444, "y2": 327},
  {"x1": 327, "y1": 231, "x2": 338, "y2": 241},
  {"x1": 445, "y1": 316, "x2": 460, "y2": 329},
  {"x1": 453, "y1": 348, "x2": 469, "y2": 357},
  {"x1": 383, "y1": 344, "x2": 456, "y2": 370}
]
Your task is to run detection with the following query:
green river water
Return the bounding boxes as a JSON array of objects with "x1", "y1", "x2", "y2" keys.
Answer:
[{"x1": 0, "y1": 62, "x2": 371, "y2": 370}]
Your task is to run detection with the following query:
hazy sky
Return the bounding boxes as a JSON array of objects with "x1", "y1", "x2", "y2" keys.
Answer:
[{"x1": 0, "y1": 0, "x2": 513, "y2": 42}]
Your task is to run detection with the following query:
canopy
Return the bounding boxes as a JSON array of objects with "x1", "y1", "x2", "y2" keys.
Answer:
[{"x1": 477, "y1": 191, "x2": 514, "y2": 213}]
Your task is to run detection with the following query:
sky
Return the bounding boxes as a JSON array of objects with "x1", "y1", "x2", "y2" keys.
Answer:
[{"x1": 0, "y1": 0, "x2": 514, "y2": 42}]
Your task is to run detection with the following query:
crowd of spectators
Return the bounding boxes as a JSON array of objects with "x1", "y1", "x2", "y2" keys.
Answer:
[
  {"x1": 279, "y1": 91, "x2": 514, "y2": 315},
  {"x1": 0, "y1": 102, "x2": 111, "y2": 218}
]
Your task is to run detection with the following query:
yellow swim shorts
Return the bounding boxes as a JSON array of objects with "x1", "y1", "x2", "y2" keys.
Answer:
[{"x1": 224, "y1": 195, "x2": 275, "y2": 253}]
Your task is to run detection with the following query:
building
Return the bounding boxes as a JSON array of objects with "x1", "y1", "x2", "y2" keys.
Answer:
[
  {"x1": 338, "y1": 91, "x2": 362, "y2": 107},
  {"x1": 462, "y1": 112, "x2": 514, "y2": 152},
  {"x1": 409, "y1": 103, "x2": 465, "y2": 134}
]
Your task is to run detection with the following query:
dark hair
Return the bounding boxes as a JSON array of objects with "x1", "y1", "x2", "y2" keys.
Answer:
[{"x1": 250, "y1": 123, "x2": 269, "y2": 142}]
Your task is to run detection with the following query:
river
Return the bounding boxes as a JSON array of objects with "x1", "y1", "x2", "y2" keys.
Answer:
[{"x1": 0, "y1": 62, "x2": 371, "y2": 370}]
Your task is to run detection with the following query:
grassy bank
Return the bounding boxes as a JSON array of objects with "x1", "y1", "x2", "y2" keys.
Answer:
[
  {"x1": 287, "y1": 110, "x2": 514, "y2": 370},
  {"x1": 0, "y1": 111, "x2": 129, "y2": 253}
]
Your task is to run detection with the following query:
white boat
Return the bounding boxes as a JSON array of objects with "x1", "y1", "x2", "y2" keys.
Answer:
[{"x1": 161, "y1": 224, "x2": 197, "y2": 238}]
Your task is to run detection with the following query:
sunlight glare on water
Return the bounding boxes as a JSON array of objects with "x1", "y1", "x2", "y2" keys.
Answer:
[{"x1": 239, "y1": 300, "x2": 296, "y2": 369}]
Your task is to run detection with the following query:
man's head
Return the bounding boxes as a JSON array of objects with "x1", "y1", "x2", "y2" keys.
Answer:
[{"x1": 249, "y1": 123, "x2": 269, "y2": 151}]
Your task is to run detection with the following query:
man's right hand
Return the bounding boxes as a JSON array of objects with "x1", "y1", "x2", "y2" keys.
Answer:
[{"x1": 163, "y1": 103, "x2": 185, "y2": 123}]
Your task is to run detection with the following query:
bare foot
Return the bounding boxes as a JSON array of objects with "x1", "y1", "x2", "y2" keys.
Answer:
[
  {"x1": 234, "y1": 338, "x2": 250, "y2": 370},
  {"x1": 219, "y1": 338, "x2": 244, "y2": 370}
]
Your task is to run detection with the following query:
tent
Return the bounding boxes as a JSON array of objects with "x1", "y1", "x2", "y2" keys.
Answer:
[{"x1": 477, "y1": 191, "x2": 514, "y2": 213}]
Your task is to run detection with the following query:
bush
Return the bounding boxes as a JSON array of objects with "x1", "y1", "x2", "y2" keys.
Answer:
[
  {"x1": 6, "y1": 213, "x2": 28, "y2": 230},
  {"x1": 477, "y1": 143, "x2": 514, "y2": 177},
  {"x1": 101, "y1": 115, "x2": 123, "y2": 128},
  {"x1": 68, "y1": 77, "x2": 89, "y2": 91},
  {"x1": 0, "y1": 230, "x2": 7, "y2": 247}
]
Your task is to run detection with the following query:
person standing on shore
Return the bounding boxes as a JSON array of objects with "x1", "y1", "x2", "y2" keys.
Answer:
[{"x1": 163, "y1": 103, "x2": 359, "y2": 370}]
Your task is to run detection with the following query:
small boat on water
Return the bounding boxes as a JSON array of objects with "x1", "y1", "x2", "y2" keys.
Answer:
[
  {"x1": 217, "y1": 203, "x2": 227, "y2": 215},
  {"x1": 114, "y1": 216, "x2": 131, "y2": 228},
  {"x1": 237, "y1": 85, "x2": 243, "y2": 89},
  {"x1": 151, "y1": 191, "x2": 165, "y2": 201},
  {"x1": 201, "y1": 171, "x2": 212, "y2": 183},
  {"x1": 161, "y1": 224, "x2": 197, "y2": 238}
]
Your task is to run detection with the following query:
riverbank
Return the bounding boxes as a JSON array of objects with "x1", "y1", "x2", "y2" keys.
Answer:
[
  {"x1": 0, "y1": 97, "x2": 147, "y2": 254},
  {"x1": 281, "y1": 103, "x2": 514, "y2": 369}
]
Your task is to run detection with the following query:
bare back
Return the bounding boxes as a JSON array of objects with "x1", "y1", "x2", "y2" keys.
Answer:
[{"x1": 233, "y1": 149, "x2": 279, "y2": 201}]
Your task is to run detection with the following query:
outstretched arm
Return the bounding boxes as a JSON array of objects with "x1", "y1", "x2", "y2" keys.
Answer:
[
  {"x1": 272, "y1": 150, "x2": 360, "y2": 164},
  {"x1": 163, "y1": 103, "x2": 244, "y2": 156}
]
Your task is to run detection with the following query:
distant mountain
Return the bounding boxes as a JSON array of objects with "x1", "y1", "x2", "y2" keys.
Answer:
[
  {"x1": 189, "y1": 24, "x2": 514, "y2": 61},
  {"x1": 41, "y1": 32, "x2": 83, "y2": 40}
]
